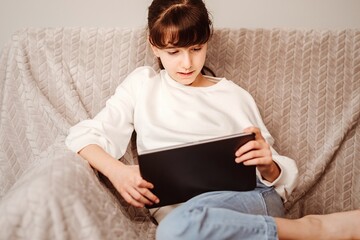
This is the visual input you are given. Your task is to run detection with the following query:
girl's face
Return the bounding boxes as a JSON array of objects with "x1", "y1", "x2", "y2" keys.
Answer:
[{"x1": 151, "y1": 43, "x2": 208, "y2": 86}]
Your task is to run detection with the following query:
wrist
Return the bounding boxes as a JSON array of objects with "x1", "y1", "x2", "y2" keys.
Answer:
[
  {"x1": 260, "y1": 160, "x2": 281, "y2": 183},
  {"x1": 103, "y1": 157, "x2": 125, "y2": 179},
  {"x1": 78, "y1": 144, "x2": 125, "y2": 179}
]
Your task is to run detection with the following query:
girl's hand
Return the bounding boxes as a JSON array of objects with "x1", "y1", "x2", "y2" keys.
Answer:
[
  {"x1": 107, "y1": 161, "x2": 160, "y2": 208},
  {"x1": 235, "y1": 127, "x2": 280, "y2": 182}
]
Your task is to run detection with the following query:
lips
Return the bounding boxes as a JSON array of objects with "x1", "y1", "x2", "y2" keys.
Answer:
[{"x1": 178, "y1": 71, "x2": 195, "y2": 77}]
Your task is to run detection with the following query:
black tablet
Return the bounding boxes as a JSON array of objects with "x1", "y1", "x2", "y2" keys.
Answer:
[{"x1": 138, "y1": 132, "x2": 256, "y2": 208}]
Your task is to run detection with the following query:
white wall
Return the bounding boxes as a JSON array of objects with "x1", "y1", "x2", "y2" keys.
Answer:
[{"x1": 1, "y1": 0, "x2": 360, "y2": 50}]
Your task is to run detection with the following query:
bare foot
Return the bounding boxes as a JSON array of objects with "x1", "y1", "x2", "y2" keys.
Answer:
[
  {"x1": 300, "y1": 210, "x2": 360, "y2": 240},
  {"x1": 276, "y1": 210, "x2": 360, "y2": 240},
  {"x1": 310, "y1": 210, "x2": 360, "y2": 239}
]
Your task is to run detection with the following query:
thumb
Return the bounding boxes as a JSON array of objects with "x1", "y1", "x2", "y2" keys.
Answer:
[{"x1": 243, "y1": 126, "x2": 264, "y2": 141}]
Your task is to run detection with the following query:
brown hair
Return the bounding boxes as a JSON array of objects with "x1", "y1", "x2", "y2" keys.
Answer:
[{"x1": 148, "y1": 0, "x2": 215, "y2": 76}]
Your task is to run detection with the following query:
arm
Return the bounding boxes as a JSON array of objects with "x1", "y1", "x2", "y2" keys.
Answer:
[
  {"x1": 78, "y1": 144, "x2": 159, "y2": 208},
  {"x1": 230, "y1": 86, "x2": 298, "y2": 200}
]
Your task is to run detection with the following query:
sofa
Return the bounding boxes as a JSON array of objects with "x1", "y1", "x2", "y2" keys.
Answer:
[{"x1": 0, "y1": 27, "x2": 359, "y2": 239}]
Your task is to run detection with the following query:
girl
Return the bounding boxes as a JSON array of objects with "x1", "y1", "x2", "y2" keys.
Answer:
[{"x1": 66, "y1": 0, "x2": 360, "y2": 239}]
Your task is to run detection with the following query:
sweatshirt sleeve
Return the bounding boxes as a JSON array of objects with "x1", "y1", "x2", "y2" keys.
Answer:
[
  {"x1": 65, "y1": 67, "x2": 149, "y2": 159},
  {"x1": 242, "y1": 89, "x2": 299, "y2": 202},
  {"x1": 256, "y1": 148, "x2": 299, "y2": 202}
]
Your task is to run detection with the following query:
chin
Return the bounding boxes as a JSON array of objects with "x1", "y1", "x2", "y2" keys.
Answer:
[{"x1": 179, "y1": 80, "x2": 194, "y2": 86}]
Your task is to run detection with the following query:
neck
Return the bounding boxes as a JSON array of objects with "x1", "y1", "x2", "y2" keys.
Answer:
[{"x1": 188, "y1": 75, "x2": 215, "y2": 87}]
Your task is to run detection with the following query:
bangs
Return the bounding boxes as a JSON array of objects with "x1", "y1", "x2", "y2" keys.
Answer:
[{"x1": 149, "y1": 5, "x2": 212, "y2": 48}]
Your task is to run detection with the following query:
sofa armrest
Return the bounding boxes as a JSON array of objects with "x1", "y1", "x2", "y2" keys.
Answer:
[{"x1": 0, "y1": 139, "x2": 156, "y2": 239}]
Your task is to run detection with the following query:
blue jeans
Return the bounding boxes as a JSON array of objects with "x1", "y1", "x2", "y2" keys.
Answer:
[{"x1": 156, "y1": 181, "x2": 284, "y2": 240}]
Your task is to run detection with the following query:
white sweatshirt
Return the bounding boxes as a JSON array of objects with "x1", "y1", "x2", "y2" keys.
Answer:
[{"x1": 66, "y1": 66, "x2": 298, "y2": 221}]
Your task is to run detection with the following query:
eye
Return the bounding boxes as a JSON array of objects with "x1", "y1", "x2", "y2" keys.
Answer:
[
  {"x1": 192, "y1": 46, "x2": 203, "y2": 52},
  {"x1": 167, "y1": 50, "x2": 179, "y2": 55}
]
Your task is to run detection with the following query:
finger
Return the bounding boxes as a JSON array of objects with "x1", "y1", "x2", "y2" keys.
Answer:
[
  {"x1": 137, "y1": 187, "x2": 160, "y2": 204},
  {"x1": 235, "y1": 153, "x2": 273, "y2": 166},
  {"x1": 121, "y1": 191, "x2": 145, "y2": 208},
  {"x1": 235, "y1": 140, "x2": 259, "y2": 157},
  {"x1": 236, "y1": 147, "x2": 272, "y2": 163},
  {"x1": 241, "y1": 158, "x2": 260, "y2": 166},
  {"x1": 137, "y1": 180, "x2": 160, "y2": 204},
  {"x1": 138, "y1": 179, "x2": 154, "y2": 189},
  {"x1": 129, "y1": 187, "x2": 154, "y2": 206},
  {"x1": 238, "y1": 156, "x2": 271, "y2": 166},
  {"x1": 235, "y1": 149, "x2": 262, "y2": 163}
]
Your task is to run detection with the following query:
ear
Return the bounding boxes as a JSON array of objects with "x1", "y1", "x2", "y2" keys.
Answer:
[
  {"x1": 148, "y1": 37, "x2": 160, "y2": 57},
  {"x1": 150, "y1": 44, "x2": 160, "y2": 58}
]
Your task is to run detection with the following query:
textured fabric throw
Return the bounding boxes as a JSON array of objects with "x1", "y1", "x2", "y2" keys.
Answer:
[{"x1": 0, "y1": 27, "x2": 359, "y2": 239}]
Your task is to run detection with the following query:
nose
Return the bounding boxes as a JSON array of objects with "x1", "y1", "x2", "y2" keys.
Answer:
[{"x1": 182, "y1": 52, "x2": 192, "y2": 70}]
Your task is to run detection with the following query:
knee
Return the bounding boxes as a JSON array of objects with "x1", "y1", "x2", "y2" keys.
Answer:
[
  {"x1": 156, "y1": 215, "x2": 183, "y2": 240},
  {"x1": 156, "y1": 206, "x2": 205, "y2": 240},
  {"x1": 156, "y1": 221, "x2": 174, "y2": 240}
]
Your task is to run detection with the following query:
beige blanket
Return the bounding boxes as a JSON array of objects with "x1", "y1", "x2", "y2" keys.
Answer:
[{"x1": 0, "y1": 27, "x2": 359, "y2": 239}]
